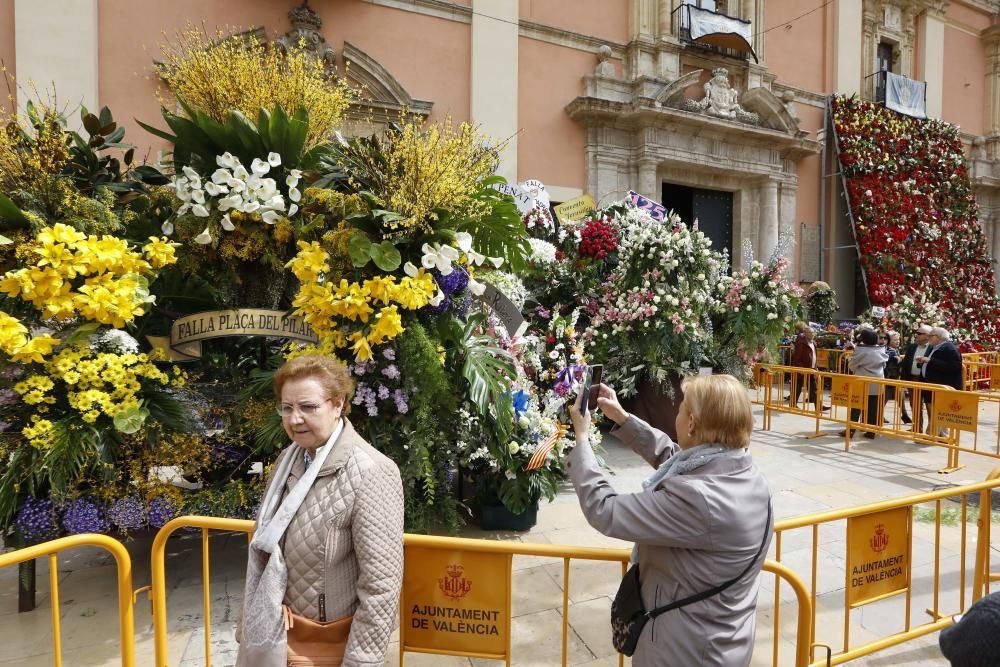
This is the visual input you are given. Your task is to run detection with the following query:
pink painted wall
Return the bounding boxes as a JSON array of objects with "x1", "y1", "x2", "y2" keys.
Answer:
[
  {"x1": 0, "y1": 0, "x2": 14, "y2": 115},
  {"x1": 794, "y1": 105, "x2": 825, "y2": 283},
  {"x1": 97, "y1": 0, "x2": 472, "y2": 155},
  {"x1": 516, "y1": 36, "x2": 588, "y2": 190},
  {"x1": 761, "y1": 0, "x2": 828, "y2": 94},
  {"x1": 947, "y1": 2, "x2": 993, "y2": 31},
  {"x1": 942, "y1": 25, "x2": 985, "y2": 135},
  {"x1": 519, "y1": 0, "x2": 627, "y2": 45}
]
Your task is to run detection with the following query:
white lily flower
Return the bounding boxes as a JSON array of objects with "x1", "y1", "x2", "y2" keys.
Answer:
[
  {"x1": 218, "y1": 195, "x2": 242, "y2": 212},
  {"x1": 227, "y1": 177, "x2": 246, "y2": 193},
  {"x1": 466, "y1": 249, "x2": 486, "y2": 266},
  {"x1": 242, "y1": 201, "x2": 261, "y2": 214},
  {"x1": 204, "y1": 182, "x2": 222, "y2": 196},
  {"x1": 404, "y1": 261, "x2": 418, "y2": 278},
  {"x1": 468, "y1": 278, "x2": 487, "y2": 296},
  {"x1": 289, "y1": 187, "x2": 301, "y2": 203},
  {"x1": 286, "y1": 174, "x2": 300, "y2": 188},
  {"x1": 211, "y1": 168, "x2": 231, "y2": 185},
  {"x1": 176, "y1": 188, "x2": 192, "y2": 203},
  {"x1": 191, "y1": 189, "x2": 206, "y2": 204},
  {"x1": 455, "y1": 231, "x2": 474, "y2": 253},
  {"x1": 265, "y1": 195, "x2": 286, "y2": 211},
  {"x1": 251, "y1": 158, "x2": 270, "y2": 176},
  {"x1": 261, "y1": 210, "x2": 282, "y2": 225},
  {"x1": 220, "y1": 214, "x2": 235, "y2": 231},
  {"x1": 267, "y1": 152, "x2": 282, "y2": 167},
  {"x1": 187, "y1": 177, "x2": 202, "y2": 191},
  {"x1": 161, "y1": 221, "x2": 174, "y2": 236},
  {"x1": 439, "y1": 245, "x2": 460, "y2": 261},
  {"x1": 177, "y1": 203, "x2": 191, "y2": 215},
  {"x1": 429, "y1": 289, "x2": 446, "y2": 307},
  {"x1": 192, "y1": 204, "x2": 210, "y2": 217},
  {"x1": 181, "y1": 165, "x2": 200, "y2": 181},
  {"x1": 247, "y1": 175, "x2": 263, "y2": 192},
  {"x1": 216, "y1": 152, "x2": 237, "y2": 169},
  {"x1": 288, "y1": 203, "x2": 299, "y2": 217},
  {"x1": 194, "y1": 227, "x2": 212, "y2": 244},
  {"x1": 233, "y1": 165, "x2": 250, "y2": 181},
  {"x1": 488, "y1": 256, "x2": 504, "y2": 268}
]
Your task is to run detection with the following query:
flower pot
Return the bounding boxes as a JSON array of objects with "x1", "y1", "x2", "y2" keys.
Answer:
[
  {"x1": 478, "y1": 497, "x2": 539, "y2": 531},
  {"x1": 620, "y1": 374, "x2": 685, "y2": 441}
]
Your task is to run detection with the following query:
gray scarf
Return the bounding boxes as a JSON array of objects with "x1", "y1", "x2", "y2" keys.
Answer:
[{"x1": 236, "y1": 420, "x2": 343, "y2": 667}]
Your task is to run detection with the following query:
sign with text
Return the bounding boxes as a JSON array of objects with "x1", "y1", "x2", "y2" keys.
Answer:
[
  {"x1": 816, "y1": 348, "x2": 830, "y2": 368},
  {"x1": 831, "y1": 376, "x2": 864, "y2": 409},
  {"x1": 847, "y1": 507, "x2": 910, "y2": 607},
  {"x1": 480, "y1": 284, "x2": 527, "y2": 338},
  {"x1": 401, "y1": 546, "x2": 510, "y2": 658},
  {"x1": 628, "y1": 191, "x2": 669, "y2": 221},
  {"x1": 553, "y1": 194, "x2": 596, "y2": 224},
  {"x1": 488, "y1": 182, "x2": 535, "y2": 215},
  {"x1": 932, "y1": 390, "x2": 978, "y2": 432},
  {"x1": 148, "y1": 309, "x2": 319, "y2": 361}
]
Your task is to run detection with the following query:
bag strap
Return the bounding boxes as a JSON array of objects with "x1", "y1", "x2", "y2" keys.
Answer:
[{"x1": 645, "y1": 501, "x2": 772, "y2": 620}]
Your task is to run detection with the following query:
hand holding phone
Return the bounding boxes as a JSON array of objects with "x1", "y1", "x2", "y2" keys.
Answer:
[{"x1": 584, "y1": 365, "x2": 603, "y2": 413}]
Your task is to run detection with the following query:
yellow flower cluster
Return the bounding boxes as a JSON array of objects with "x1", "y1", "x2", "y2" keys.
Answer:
[
  {"x1": 377, "y1": 118, "x2": 503, "y2": 235},
  {"x1": 286, "y1": 241, "x2": 436, "y2": 361},
  {"x1": 156, "y1": 28, "x2": 356, "y2": 148},
  {"x1": 0, "y1": 225, "x2": 179, "y2": 328},
  {"x1": 0, "y1": 311, "x2": 60, "y2": 363},
  {"x1": 0, "y1": 105, "x2": 70, "y2": 196}
]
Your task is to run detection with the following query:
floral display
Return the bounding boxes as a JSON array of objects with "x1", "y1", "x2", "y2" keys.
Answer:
[
  {"x1": 805, "y1": 281, "x2": 839, "y2": 326},
  {"x1": 832, "y1": 95, "x2": 1000, "y2": 344}
]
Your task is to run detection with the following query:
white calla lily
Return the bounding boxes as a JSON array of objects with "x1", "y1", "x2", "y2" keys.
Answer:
[
  {"x1": 217, "y1": 152, "x2": 237, "y2": 169},
  {"x1": 191, "y1": 189, "x2": 206, "y2": 204},
  {"x1": 247, "y1": 175, "x2": 263, "y2": 192},
  {"x1": 211, "y1": 168, "x2": 231, "y2": 185},
  {"x1": 289, "y1": 187, "x2": 301, "y2": 203},
  {"x1": 289, "y1": 168, "x2": 303, "y2": 179},
  {"x1": 227, "y1": 178, "x2": 246, "y2": 193},
  {"x1": 204, "y1": 182, "x2": 222, "y2": 196},
  {"x1": 429, "y1": 289, "x2": 446, "y2": 307},
  {"x1": 286, "y1": 174, "x2": 300, "y2": 188},
  {"x1": 288, "y1": 203, "x2": 299, "y2": 217},
  {"x1": 187, "y1": 177, "x2": 202, "y2": 191},
  {"x1": 242, "y1": 201, "x2": 261, "y2": 214},
  {"x1": 220, "y1": 214, "x2": 235, "y2": 231},
  {"x1": 267, "y1": 152, "x2": 282, "y2": 167},
  {"x1": 439, "y1": 245, "x2": 460, "y2": 261},
  {"x1": 177, "y1": 203, "x2": 191, "y2": 215},
  {"x1": 403, "y1": 261, "x2": 418, "y2": 278},
  {"x1": 261, "y1": 210, "x2": 282, "y2": 225},
  {"x1": 466, "y1": 249, "x2": 486, "y2": 266},
  {"x1": 250, "y1": 158, "x2": 270, "y2": 176},
  {"x1": 488, "y1": 256, "x2": 504, "y2": 268},
  {"x1": 194, "y1": 227, "x2": 212, "y2": 244},
  {"x1": 233, "y1": 166, "x2": 250, "y2": 181},
  {"x1": 455, "y1": 231, "x2": 474, "y2": 253},
  {"x1": 175, "y1": 188, "x2": 192, "y2": 203},
  {"x1": 161, "y1": 221, "x2": 174, "y2": 235},
  {"x1": 467, "y1": 278, "x2": 487, "y2": 296},
  {"x1": 181, "y1": 165, "x2": 200, "y2": 180},
  {"x1": 192, "y1": 204, "x2": 210, "y2": 217},
  {"x1": 265, "y1": 195, "x2": 286, "y2": 211},
  {"x1": 217, "y1": 195, "x2": 241, "y2": 212}
]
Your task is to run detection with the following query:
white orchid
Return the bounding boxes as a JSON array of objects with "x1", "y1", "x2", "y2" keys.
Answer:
[
  {"x1": 267, "y1": 152, "x2": 282, "y2": 167},
  {"x1": 261, "y1": 210, "x2": 282, "y2": 225},
  {"x1": 220, "y1": 214, "x2": 236, "y2": 231},
  {"x1": 250, "y1": 158, "x2": 270, "y2": 176},
  {"x1": 194, "y1": 227, "x2": 212, "y2": 244}
]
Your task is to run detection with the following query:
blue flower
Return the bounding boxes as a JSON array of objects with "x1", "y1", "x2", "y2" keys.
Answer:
[{"x1": 511, "y1": 390, "x2": 531, "y2": 416}]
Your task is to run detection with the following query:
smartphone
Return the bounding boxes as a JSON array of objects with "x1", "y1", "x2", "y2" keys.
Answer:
[{"x1": 584, "y1": 365, "x2": 603, "y2": 413}]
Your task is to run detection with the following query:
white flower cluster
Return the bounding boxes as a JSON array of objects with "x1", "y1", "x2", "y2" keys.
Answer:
[
  {"x1": 414, "y1": 231, "x2": 504, "y2": 302},
  {"x1": 477, "y1": 270, "x2": 527, "y2": 309},
  {"x1": 165, "y1": 152, "x2": 302, "y2": 244},
  {"x1": 527, "y1": 238, "x2": 558, "y2": 266},
  {"x1": 90, "y1": 328, "x2": 140, "y2": 354}
]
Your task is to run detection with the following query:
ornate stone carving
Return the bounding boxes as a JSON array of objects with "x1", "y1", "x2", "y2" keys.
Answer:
[
  {"x1": 276, "y1": 1, "x2": 337, "y2": 74},
  {"x1": 595, "y1": 45, "x2": 616, "y2": 77},
  {"x1": 684, "y1": 68, "x2": 760, "y2": 124}
]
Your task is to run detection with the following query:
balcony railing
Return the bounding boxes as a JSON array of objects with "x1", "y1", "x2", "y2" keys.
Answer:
[
  {"x1": 672, "y1": 4, "x2": 758, "y2": 62},
  {"x1": 866, "y1": 70, "x2": 927, "y2": 119}
]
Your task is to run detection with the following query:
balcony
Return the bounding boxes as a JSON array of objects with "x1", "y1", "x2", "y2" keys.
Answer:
[
  {"x1": 672, "y1": 4, "x2": 758, "y2": 62},
  {"x1": 866, "y1": 70, "x2": 927, "y2": 119}
]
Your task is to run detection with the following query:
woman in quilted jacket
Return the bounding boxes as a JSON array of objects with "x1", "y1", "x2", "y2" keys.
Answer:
[
  {"x1": 236, "y1": 355, "x2": 405, "y2": 667},
  {"x1": 568, "y1": 374, "x2": 772, "y2": 666}
]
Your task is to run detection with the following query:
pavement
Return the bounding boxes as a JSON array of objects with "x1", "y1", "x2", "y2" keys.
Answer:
[{"x1": 3, "y1": 390, "x2": 999, "y2": 666}]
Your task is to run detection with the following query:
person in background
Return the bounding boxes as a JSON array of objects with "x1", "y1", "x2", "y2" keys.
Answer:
[
  {"x1": 899, "y1": 324, "x2": 933, "y2": 432},
  {"x1": 917, "y1": 327, "x2": 964, "y2": 437},
  {"x1": 567, "y1": 375, "x2": 772, "y2": 666},
  {"x1": 939, "y1": 591, "x2": 1000, "y2": 666},
  {"x1": 790, "y1": 327, "x2": 829, "y2": 411},
  {"x1": 880, "y1": 331, "x2": 902, "y2": 423},
  {"x1": 841, "y1": 328, "x2": 887, "y2": 440}
]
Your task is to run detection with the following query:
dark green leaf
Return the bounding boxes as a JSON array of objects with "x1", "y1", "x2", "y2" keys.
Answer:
[
  {"x1": 347, "y1": 233, "x2": 372, "y2": 267},
  {"x1": 0, "y1": 193, "x2": 30, "y2": 229},
  {"x1": 82, "y1": 113, "x2": 101, "y2": 136},
  {"x1": 370, "y1": 241, "x2": 402, "y2": 272}
]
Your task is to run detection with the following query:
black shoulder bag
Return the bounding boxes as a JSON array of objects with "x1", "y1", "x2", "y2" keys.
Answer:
[{"x1": 610, "y1": 503, "x2": 772, "y2": 656}]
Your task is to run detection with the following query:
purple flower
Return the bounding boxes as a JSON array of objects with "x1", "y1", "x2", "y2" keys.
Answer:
[
  {"x1": 425, "y1": 294, "x2": 452, "y2": 316},
  {"x1": 377, "y1": 384, "x2": 390, "y2": 400},
  {"x1": 148, "y1": 496, "x2": 177, "y2": 529},
  {"x1": 434, "y1": 266, "x2": 469, "y2": 295},
  {"x1": 366, "y1": 404, "x2": 378, "y2": 417},
  {"x1": 381, "y1": 364, "x2": 400, "y2": 380},
  {"x1": 16, "y1": 496, "x2": 60, "y2": 543},
  {"x1": 382, "y1": 348, "x2": 396, "y2": 361},
  {"x1": 107, "y1": 495, "x2": 147, "y2": 532},
  {"x1": 393, "y1": 389, "x2": 409, "y2": 414},
  {"x1": 62, "y1": 497, "x2": 107, "y2": 535}
]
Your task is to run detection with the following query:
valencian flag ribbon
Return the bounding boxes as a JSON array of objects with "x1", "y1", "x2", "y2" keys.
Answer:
[
  {"x1": 525, "y1": 423, "x2": 569, "y2": 471},
  {"x1": 628, "y1": 190, "x2": 669, "y2": 222}
]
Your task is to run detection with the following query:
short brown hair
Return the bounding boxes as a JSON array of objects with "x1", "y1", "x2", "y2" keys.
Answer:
[
  {"x1": 273, "y1": 355, "x2": 355, "y2": 415},
  {"x1": 681, "y1": 374, "x2": 753, "y2": 449}
]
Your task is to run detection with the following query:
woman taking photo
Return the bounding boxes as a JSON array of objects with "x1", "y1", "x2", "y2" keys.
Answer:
[
  {"x1": 237, "y1": 355, "x2": 404, "y2": 667},
  {"x1": 568, "y1": 374, "x2": 772, "y2": 666}
]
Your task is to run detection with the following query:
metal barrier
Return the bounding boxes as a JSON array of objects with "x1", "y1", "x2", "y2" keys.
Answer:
[
  {"x1": 962, "y1": 352, "x2": 1000, "y2": 392},
  {"x1": 148, "y1": 516, "x2": 814, "y2": 667},
  {"x1": 758, "y1": 364, "x2": 1000, "y2": 473},
  {"x1": 770, "y1": 474, "x2": 1000, "y2": 667},
  {"x1": 0, "y1": 534, "x2": 136, "y2": 667}
]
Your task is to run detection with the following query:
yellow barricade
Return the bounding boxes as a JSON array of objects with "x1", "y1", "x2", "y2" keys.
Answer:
[
  {"x1": 0, "y1": 534, "x2": 136, "y2": 667},
  {"x1": 771, "y1": 474, "x2": 1000, "y2": 667},
  {"x1": 759, "y1": 364, "x2": 1000, "y2": 473},
  {"x1": 962, "y1": 352, "x2": 1000, "y2": 392},
  {"x1": 148, "y1": 516, "x2": 814, "y2": 667}
]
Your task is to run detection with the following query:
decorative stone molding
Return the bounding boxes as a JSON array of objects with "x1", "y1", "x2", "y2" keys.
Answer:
[
  {"x1": 341, "y1": 42, "x2": 433, "y2": 129},
  {"x1": 862, "y1": 0, "x2": 919, "y2": 93},
  {"x1": 680, "y1": 68, "x2": 760, "y2": 125},
  {"x1": 276, "y1": 2, "x2": 337, "y2": 73}
]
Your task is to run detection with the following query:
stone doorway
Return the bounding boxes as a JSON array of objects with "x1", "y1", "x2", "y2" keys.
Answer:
[{"x1": 662, "y1": 182, "x2": 734, "y2": 262}]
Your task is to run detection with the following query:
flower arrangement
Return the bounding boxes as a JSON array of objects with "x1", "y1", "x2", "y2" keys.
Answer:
[
  {"x1": 832, "y1": 95, "x2": 1000, "y2": 345},
  {"x1": 805, "y1": 281, "x2": 839, "y2": 325}
]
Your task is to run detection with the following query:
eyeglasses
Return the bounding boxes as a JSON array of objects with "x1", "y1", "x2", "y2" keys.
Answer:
[{"x1": 276, "y1": 398, "x2": 332, "y2": 418}]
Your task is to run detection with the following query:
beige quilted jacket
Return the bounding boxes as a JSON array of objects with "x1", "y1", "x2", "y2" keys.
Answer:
[{"x1": 262, "y1": 419, "x2": 404, "y2": 667}]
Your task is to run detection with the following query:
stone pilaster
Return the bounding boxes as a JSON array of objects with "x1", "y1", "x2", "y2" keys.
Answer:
[
  {"x1": 471, "y1": 0, "x2": 518, "y2": 182},
  {"x1": 834, "y1": 0, "x2": 864, "y2": 96},
  {"x1": 916, "y1": 5, "x2": 946, "y2": 119},
  {"x1": 758, "y1": 179, "x2": 780, "y2": 261}
]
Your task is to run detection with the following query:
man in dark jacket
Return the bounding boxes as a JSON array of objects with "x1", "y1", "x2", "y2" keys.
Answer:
[
  {"x1": 899, "y1": 324, "x2": 933, "y2": 431},
  {"x1": 917, "y1": 327, "x2": 963, "y2": 437},
  {"x1": 790, "y1": 328, "x2": 828, "y2": 410}
]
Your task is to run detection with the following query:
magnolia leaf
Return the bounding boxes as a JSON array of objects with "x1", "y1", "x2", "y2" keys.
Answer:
[
  {"x1": 0, "y1": 193, "x2": 30, "y2": 229},
  {"x1": 370, "y1": 241, "x2": 401, "y2": 272},
  {"x1": 0, "y1": 235, "x2": 12, "y2": 245},
  {"x1": 113, "y1": 406, "x2": 150, "y2": 434},
  {"x1": 347, "y1": 234, "x2": 372, "y2": 267}
]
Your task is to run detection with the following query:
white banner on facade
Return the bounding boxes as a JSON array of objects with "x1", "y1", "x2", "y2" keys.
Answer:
[{"x1": 884, "y1": 72, "x2": 926, "y2": 119}]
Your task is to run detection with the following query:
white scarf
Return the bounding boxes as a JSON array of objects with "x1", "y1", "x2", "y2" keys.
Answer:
[{"x1": 236, "y1": 420, "x2": 344, "y2": 666}]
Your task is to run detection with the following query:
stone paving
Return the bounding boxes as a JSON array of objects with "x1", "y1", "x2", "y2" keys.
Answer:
[{"x1": 2, "y1": 393, "x2": 999, "y2": 666}]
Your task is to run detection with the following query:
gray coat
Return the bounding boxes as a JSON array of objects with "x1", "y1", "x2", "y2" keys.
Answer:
[
  {"x1": 567, "y1": 415, "x2": 772, "y2": 666},
  {"x1": 847, "y1": 344, "x2": 889, "y2": 395}
]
